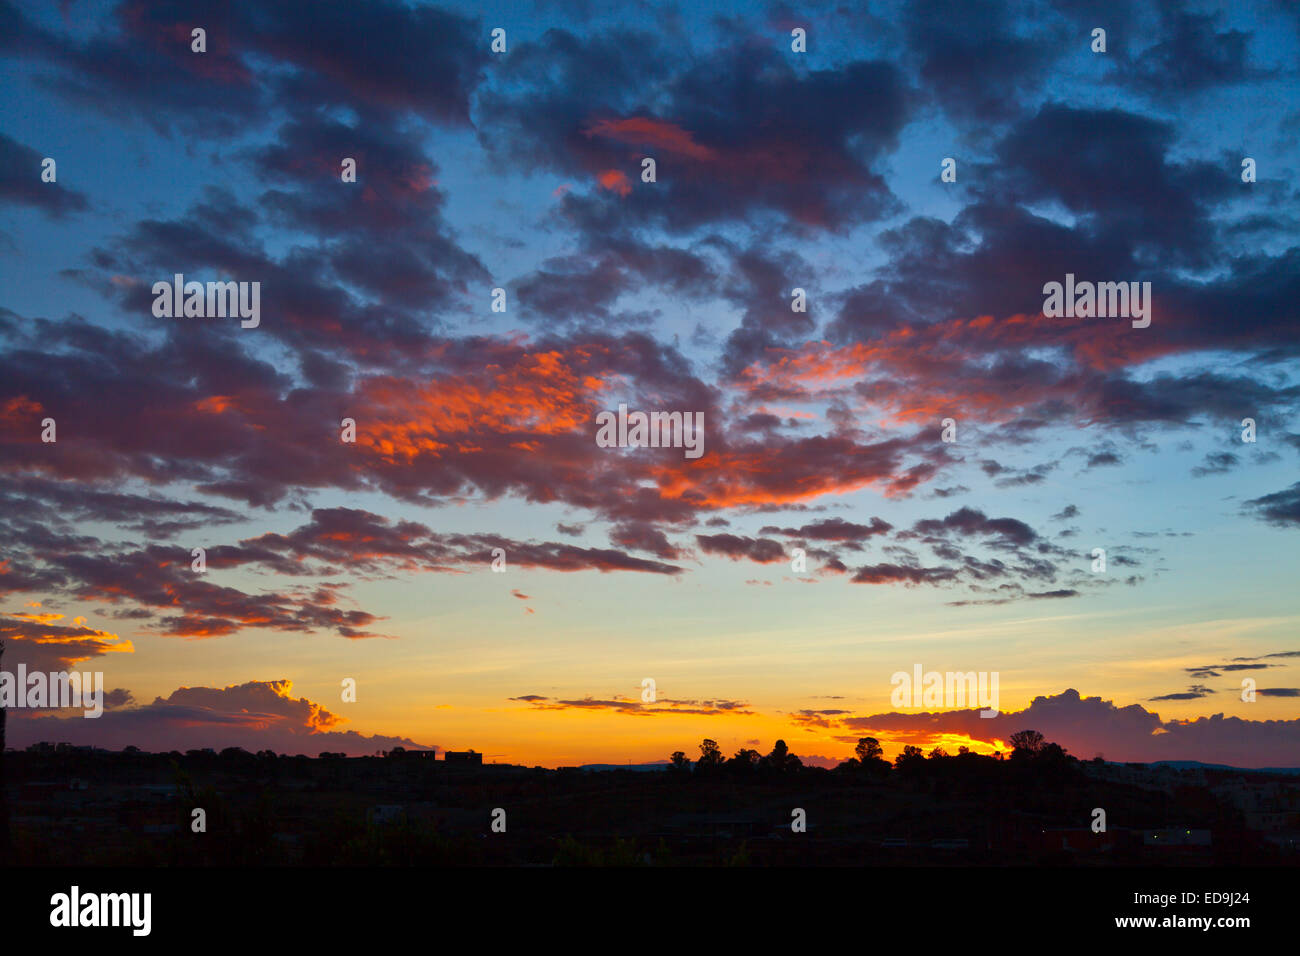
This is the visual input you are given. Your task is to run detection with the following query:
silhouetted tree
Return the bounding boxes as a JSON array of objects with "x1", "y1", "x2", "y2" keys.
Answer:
[
  {"x1": 727, "y1": 748, "x2": 761, "y2": 775},
  {"x1": 1036, "y1": 741, "x2": 1075, "y2": 774},
  {"x1": 855, "y1": 737, "x2": 883, "y2": 762},
  {"x1": 760, "y1": 739, "x2": 801, "y2": 774},
  {"x1": 848, "y1": 737, "x2": 890, "y2": 778},
  {"x1": 1009, "y1": 729, "x2": 1045, "y2": 758},
  {"x1": 894, "y1": 745, "x2": 926, "y2": 773},
  {"x1": 1041, "y1": 742, "x2": 1068, "y2": 760},
  {"x1": 1006, "y1": 731, "x2": 1077, "y2": 785},
  {"x1": 669, "y1": 750, "x2": 691, "y2": 774},
  {"x1": 696, "y1": 739, "x2": 724, "y2": 773}
]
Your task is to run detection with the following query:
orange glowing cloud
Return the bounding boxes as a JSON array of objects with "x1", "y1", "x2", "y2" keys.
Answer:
[
  {"x1": 195, "y1": 395, "x2": 238, "y2": 415},
  {"x1": 0, "y1": 611, "x2": 134, "y2": 669},
  {"x1": 585, "y1": 116, "x2": 718, "y2": 162},
  {"x1": 597, "y1": 168, "x2": 632, "y2": 196},
  {"x1": 353, "y1": 348, "x2": 610, "y2": 464},
  {"x1": 735, "y1": 308, "x2": 1184, "y2": 429},
  {"x1": 0, "y1": 395, "x2": 44, "y2": 433}
]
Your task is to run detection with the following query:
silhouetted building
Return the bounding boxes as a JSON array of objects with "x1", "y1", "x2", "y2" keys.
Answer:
[
  {"x1": 1035, "y1": 827, "x2": 1120, "y2": 853},
  {"x1": 383, "y1": 747, "x2": 435, "y2": 759},
  {"x1": 443, "y1": 750, "x2": 482, "y2": 765}
]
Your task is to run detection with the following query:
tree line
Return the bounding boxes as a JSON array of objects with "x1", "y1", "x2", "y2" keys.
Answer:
[{"x1": 670, "y1": 729, "x2": 1074, "y2": 778}]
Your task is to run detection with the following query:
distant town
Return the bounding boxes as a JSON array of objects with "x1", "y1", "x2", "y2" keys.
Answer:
[{"x1": 3, "y1": 734, "x2": 1297, "y2": 866}]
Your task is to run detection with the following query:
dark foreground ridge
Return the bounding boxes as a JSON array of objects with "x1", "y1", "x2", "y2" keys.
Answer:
[{"x1": 5, "y1": 733, "x2": 1297, "y2": 866}]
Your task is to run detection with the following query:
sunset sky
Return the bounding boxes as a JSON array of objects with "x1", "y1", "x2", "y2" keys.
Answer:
[{"x1": 2, "y1": 0, "x2": 1299, "y2": 768}]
